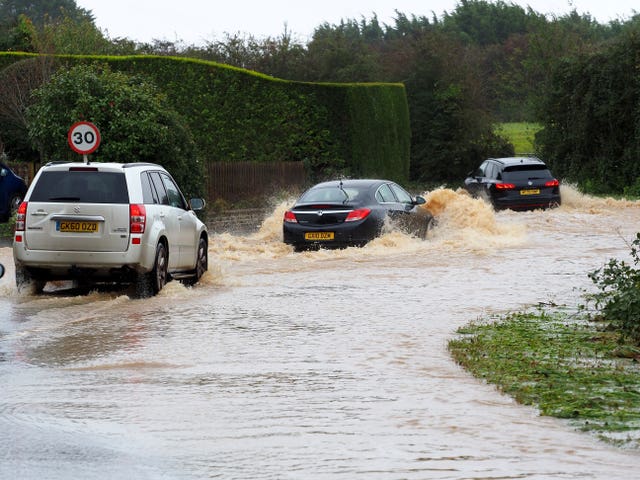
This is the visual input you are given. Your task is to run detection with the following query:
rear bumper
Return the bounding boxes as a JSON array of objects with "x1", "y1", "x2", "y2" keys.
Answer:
[
  {"x1": 492, "y1": 193, "x2": 561, "y2": 211},
  {"x1": 13, "y1": 238, "x2": 156, "y2": 280},
  {"x1": 283, "y1": 219, "x2": 380, "y2": 249}
]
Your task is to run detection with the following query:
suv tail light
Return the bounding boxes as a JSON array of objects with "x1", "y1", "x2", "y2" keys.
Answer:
[
  {"x1": 545, "y1": 179, "x2": 560, "y2": 187},
  {"x1": 283, "y1": 210, "x2": 297, "y2": 223},
  {"x1": 14, "y1": 202, "x2": 27, "y2": 242},
  {"x1": 130, "y1": 204, "x2": 146, "y2": 233},
  {"x1": 495, "y1": 183, "x2": 515, "y2": 190},
  {"x1": 345, "y1": 208, "x2": 371, "y2": 222}
]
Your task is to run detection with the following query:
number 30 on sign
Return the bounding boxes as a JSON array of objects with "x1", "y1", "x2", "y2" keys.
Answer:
[{"x1": 67, "y1": 121, "x2": 101, "y2": 155}]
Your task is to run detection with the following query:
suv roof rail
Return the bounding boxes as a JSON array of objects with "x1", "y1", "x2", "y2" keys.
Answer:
[
  {"x1": 44, "y1": 161, "x2": 73, "y2": 166},
  {"x1": 122, "y1": 162, "x2": 162, "y2": 169}
]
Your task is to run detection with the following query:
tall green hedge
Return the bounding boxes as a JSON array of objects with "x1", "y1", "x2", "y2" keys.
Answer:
[{"x1": 0, "y1": 53, "x2": 410, "y2": 185}]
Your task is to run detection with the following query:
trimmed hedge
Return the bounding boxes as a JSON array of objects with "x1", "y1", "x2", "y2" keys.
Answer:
[{"x1": 0, "y1": 52, "x2": 410, "y2": 186}]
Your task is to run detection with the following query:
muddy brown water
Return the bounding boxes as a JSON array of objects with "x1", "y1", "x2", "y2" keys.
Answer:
[{"x1": 1, "y1": 186, "x2": 640, "y2": 479}]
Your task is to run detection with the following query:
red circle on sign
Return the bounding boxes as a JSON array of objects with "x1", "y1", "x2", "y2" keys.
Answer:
[{"x1": 67, "y1": 121, "x2": 101, "y2": 155}]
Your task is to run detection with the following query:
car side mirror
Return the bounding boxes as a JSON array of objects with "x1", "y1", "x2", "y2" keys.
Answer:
[
  {"x1": 413, "y1": 195, "x2": 426, "y2": 205},
  {"x1": 189, "y1": 198, "x2": 206, "y2": 211},
  {"x1": 0, "y1": 263, "x2": 4, "y2": 279}
]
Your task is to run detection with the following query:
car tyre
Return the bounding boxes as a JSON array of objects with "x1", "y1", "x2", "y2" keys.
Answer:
[
  {"x1": 9, "y1": 194, "x2": 22, "y2": 217},
  {"x1": 136, "y1": 242, "x2": 168, "y2": 298},
  {"x1": 15, "y1": 266, "x2": 45, "y2": 294},
  {"x1": 417, "y1": 215, "x2": 433, "y2": 240},
  {"x1": 183, "y1": 237, "x2": 207, "y2": 286}
]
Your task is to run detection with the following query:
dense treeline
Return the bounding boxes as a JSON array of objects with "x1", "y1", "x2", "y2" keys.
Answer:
[
  {"x1": 537, "y1": 25, "x2": 640, "y2": 194},
  {"x1": 1, "y1": 0, "x2": 640, "y2": 192}
]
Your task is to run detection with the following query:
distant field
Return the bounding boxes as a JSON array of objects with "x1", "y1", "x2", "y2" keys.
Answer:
[{"x1": 496, "y1": 122, "x2": 542, "y2": 154}]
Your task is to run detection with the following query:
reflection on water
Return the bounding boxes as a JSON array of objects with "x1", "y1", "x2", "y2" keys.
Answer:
[{"x1": 1, "y1": 186, "x2": 640, "y2": 479}]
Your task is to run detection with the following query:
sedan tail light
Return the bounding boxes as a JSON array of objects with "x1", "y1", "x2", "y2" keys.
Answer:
[
  {"x1": 345, "y1": 208, "x2": 371, "y2": 222},
  {"x1": 545, "y1": 179, "x2": 560, "y2": 187},
  {"x1": 283, "y1": 210, "x2": 298, "y2": 223},
  {"x1": 495, "y1": 183, "x2": 515, "y2": 190},
  {"x1": 130, "y1": 204, "x2": 146, "y2": 233}
]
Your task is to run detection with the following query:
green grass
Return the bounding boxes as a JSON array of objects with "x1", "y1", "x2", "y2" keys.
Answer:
[
  {"x1": 496, "y1": 122, "x2": 542, "y2": 155},
  {"x1": 449, "y1": 308, "x2": 640, "y2": 448}
]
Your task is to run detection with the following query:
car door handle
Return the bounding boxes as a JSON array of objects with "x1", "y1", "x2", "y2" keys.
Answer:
[{"x1": 31, "y1": 211, "x2": 48, "y2": 216}]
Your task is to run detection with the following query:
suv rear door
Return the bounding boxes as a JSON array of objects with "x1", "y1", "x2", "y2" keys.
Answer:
[
  {"x1": 147, "y1": 171, "x2": 190, "y2": 270},
  {"x1": 24, "y1": 166, "x2": 130, "y2": 252}
]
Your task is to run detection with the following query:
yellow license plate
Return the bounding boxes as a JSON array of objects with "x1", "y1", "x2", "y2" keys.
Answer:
[
  {"x1": 58, "y1": 221, "x2": 98, "y2": 233},
  {"x1": 305, "y1": 232, "x2": 334, "y2": 241},
  {"x1": 520, "y1": 189, "x2": 540, "y2": 195}
]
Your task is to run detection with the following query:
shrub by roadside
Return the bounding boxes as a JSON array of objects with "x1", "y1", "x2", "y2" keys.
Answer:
[
  {"x1": 0, "y1": 218, "x2": 13, "y2": 239},
  {"x1": 586, "y1": 232, "x2": 640, "y2": 345}
]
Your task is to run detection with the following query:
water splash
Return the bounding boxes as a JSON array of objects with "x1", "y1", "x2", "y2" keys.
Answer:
[
  {"x1": 420, "y1": 188, "x2": 527, "y2": 252},
  {"x1": 558, "y1": 184, "x2": 640, "y2": 212}
]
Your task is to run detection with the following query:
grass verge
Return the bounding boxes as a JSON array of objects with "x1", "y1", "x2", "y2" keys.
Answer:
[
  {"x1": 495, "y1": 122, "x2": 542, "y2": 155},
  {"x1": 448, "y1": 307, "x2": 640, "y2": 448}
]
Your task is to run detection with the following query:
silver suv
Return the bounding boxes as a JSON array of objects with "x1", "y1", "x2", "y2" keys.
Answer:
[{"x1": 13, "y1": 162, "x2": 208, "y2": 297}]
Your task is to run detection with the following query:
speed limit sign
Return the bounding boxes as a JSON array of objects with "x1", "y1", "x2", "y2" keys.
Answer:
[{"x1": 68, "y1": 121, "x2": 101, "y2": 155}]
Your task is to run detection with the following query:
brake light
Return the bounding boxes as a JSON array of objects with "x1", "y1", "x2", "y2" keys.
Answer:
[
  {"x1": 283, "y1": 210, "x2": 297, "y2": 223},
  {"x1": 345, "y1": 208, "x2": 371, "y2": 222},
  {"x1": 495, "y1": 183, "x2": 515, "y2": 190},
  {"x1": 130, "y1": 204, "x2": 146, "y2": 233},
  {"x1": 545, "y1": 179, "x2": 560, "y2": 187},
  {"x1": 15, "y1": 201, "x2": 27, "y2": 232}
]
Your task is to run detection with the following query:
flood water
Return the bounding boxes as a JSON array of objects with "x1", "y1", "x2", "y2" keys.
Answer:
[{"x1": 1, "y1": 186, "x2": 640, "y2": 479}]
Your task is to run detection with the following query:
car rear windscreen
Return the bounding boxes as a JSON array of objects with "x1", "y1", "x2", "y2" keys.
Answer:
[
  {"x1": 300, "y1": 186, "x2": 363, "y2": 203},
  {"x1": 502, "y1": 165, "x2": 553, "y2": 182},
  {"x1": 30, "y1": 171, "x2": 129, "y2": 204}
]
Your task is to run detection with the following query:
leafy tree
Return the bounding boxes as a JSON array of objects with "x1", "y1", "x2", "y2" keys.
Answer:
[
  {"x1": 441, "y1": 0, "x2": 538, "y2": 46},
  {"x1": 536, "y1": 23, "x2": 640, "y2": 192},
  {"x1": 26, "y1": 64, "x2": 204, "y2": 196},
  {"x1": 0, "y1": 0, "x2": 92, "y2": 26},
  {"x1": 399, "y1": 31, "x2": 513, "y2": 182},
  {"x1": 0, "y1": 56, "x2": 55, "y2": 161},
  {"x1": 0, "y1": 0, "x2": 104, "y2": 53},
  {"x1": 304, "y1": 18, "x2": 386, "y2": 82},
  {"x1": 36, "y1": 11, "x2": 112, "y2": 54}
]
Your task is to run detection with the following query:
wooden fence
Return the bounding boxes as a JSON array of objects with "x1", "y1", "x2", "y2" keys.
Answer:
[
  {"x1": 4, "y1": 160, "x2": 37, "y2": 186},
  {"x1": 207, "y1": 161, "x2": 307, "y2": 203},
  {"x1": 5, "y1": 159, "x2": 308, "y2": 208}
]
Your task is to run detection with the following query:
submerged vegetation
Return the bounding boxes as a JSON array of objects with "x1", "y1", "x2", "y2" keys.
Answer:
[
  {"x1": 449, "y1": 308, "x2": 640, "y2": 447},
  {"x1": 449, "y1": 234, "x2": 640, "y2": 448}
]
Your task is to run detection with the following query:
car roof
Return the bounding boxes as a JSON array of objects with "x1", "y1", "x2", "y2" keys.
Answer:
[
  {"x1": 489, "y1": 156, "x2": 547, "y2": 167},
  {"x1": 41, "y1": 161, "x2": 164, "y2": 171},
  {"x1": 310, "y1": 179, "x2": 391, "y2": 189}
]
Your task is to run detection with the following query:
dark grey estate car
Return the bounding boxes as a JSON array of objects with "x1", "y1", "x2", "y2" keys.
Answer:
[{"x1": 464, "y1": 156, "x2": 561, "y2": 210}]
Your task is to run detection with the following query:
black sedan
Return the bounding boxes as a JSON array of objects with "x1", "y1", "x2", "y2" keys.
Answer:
[{"x1": 283, "y1": 179, "x2": 433, "y2": 250}]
